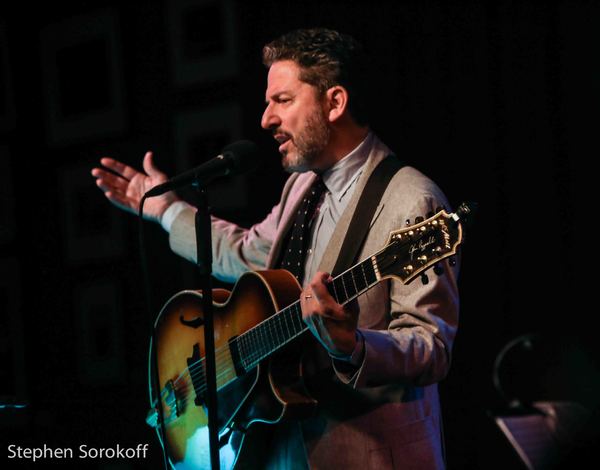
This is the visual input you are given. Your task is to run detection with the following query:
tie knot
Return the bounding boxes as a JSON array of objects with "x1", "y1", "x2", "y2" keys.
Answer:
[{"x1": 309, "y1": 175, "x2": 326, "y2": 199}]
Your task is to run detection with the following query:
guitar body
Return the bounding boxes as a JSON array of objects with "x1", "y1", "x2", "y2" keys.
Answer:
[{"x1": 149, "y1": 270, "x2": 317, "y2": 469}]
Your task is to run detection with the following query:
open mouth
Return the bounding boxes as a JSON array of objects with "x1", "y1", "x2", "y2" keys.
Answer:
[{"x1": 274, "y1": 133, "x2": 292, "y2": 153}]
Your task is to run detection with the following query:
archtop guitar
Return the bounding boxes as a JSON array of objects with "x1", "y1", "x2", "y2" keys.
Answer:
[{"x1": 146, "y1": 203, "x2": 474, "y2": 469}]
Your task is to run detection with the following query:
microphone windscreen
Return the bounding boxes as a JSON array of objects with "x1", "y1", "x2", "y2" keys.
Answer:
[{"x1": 221, "y1": 140, "x2": 262, "y2": 174}]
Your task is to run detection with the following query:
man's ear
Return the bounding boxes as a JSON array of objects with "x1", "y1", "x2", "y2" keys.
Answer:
[{"x1": 325, "y1": 86, "x2": 349, "y2": 123}]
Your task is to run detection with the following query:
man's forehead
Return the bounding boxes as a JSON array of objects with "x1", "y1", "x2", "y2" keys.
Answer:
[{"x1": 265, "y1": 60, "x2": 305, "y2": 97}]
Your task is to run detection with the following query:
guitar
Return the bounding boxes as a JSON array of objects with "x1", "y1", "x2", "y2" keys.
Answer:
[{"x1": 146, "y1": 203, "x2": 473, "y2": 469}]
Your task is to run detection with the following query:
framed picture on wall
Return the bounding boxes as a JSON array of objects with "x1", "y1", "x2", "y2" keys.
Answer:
[
  {"x1": 74, "y1": 279, "x2": 125, "y2": 385},
  {"x1": 167, "y1": 0, "x2": 238, "y2": 86},
  {"x1": 59, "y1": 161, "x2": 125, "y2": 264},
  {"x1": 40, "y1": 8, "x2": 127, "y2": 146},
  {"x1": 0, "y1": 146, "x2": 16, "y2": 244},
  {"x1": 0, "y1": 22, "x2": 16, "y2": 133}
]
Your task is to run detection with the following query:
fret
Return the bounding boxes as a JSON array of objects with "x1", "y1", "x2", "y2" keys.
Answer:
[
  {"x1": 330, "y1": 279, "x2": 340, "y2": 304},
  {"x1": 256, "y1": 325, "x2": 267, "y2": 363},
  {"x1": 293, "y1": 303, "x2": 303, "y2": 332},
  {"x1": 360, "y1": 262, "x2": 369, "y2": 289},
  {"x1": 281, "y1": 308, "x2": 296, "y2": 337},
  {"x1": 289, "y1": 305, "x2": 300, "y2": 335},
  {"x1": 277, "y1": 314, "x2": 286, "y2": 344},
  {"x1": 268, "y1": 315, "x2": 280, "y2": 348},
  {"x1": 350, "y1": 269, "x2": 359, "y2": 294},
  {"x1": 364, "y1": 259, "x2": 377, "y2": 286},
  {"x1": 242, "y1": 329, "x2": 253, "y2": 368},
  {"x1": 283, "y1": 308, "x2": 291, "y2": 338},
  {"x1": 239, "y1": 334, "x2": 248, "y2": 370},
  {"x1": 355, "y1": 263, "x2": 368, "y2": 292},
  {"x1": 333, "y1": 278, "x2": 345, "y2": 304},
  {"x1": 252, "y1": 330, "x2": 261, "y2": 364},
  {"x1": 340, "y1": 273, "x2": 350, "y2": 302},
  {"x1": 267, "y1": 318, "x2": 278, "y2": 353}
]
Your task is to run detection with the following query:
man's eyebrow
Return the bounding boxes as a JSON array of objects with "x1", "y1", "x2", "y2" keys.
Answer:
[{"x1": 265, "y1": 91, "x2": 291, "y2": 104}]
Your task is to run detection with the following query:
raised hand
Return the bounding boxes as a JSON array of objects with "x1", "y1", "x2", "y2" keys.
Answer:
[{"x1": 91, "y1": 151, "x2": 179, "y2": 223}]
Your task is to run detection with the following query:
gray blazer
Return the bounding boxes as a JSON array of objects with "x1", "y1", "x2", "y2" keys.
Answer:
[{"x1": 169, "y1": 135, "x2": 459, "y2": 469}]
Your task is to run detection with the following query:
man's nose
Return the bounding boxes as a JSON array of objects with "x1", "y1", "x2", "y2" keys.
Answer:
[{"x1": 261, "y1": 104, "x2": 280, "y2": 130}]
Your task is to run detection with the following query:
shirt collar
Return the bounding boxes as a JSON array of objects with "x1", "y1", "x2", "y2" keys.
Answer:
[{"x1": 321, "y1": 131, "x2": 373, "y2": 201}]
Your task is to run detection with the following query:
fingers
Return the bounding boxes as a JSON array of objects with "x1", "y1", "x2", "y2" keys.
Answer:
[
  {"x1": 142, "y1": 151, "x2": 164, "y2": 177},
  {"x1": 92, "y1": 168, "x2": 131, "y2": 193},
  {"x1": 311, "y1": 272, "x2": 334, "y2": 303},
  {"x1": 95, "y1": 157, "x2": 140, "y2": 181},
  {"x1": 301, "y1": 272, "x2": 343, "y2": 321}
]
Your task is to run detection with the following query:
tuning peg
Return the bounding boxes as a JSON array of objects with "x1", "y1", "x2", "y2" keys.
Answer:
[
  {"x1": 421, "y1": 273, "x2": 429, "y2": 285},
  {"x1": 433, "y1": 264, "x2": 444, "y2": 276},
  {"x1": 414, "y1": 216, "x2": 424, "y2": 224},
  {"x1": 405, "y1": 219, "x2": 411, "y2": 226},
  {"x1": 449, "y1": 257, "x2": 456, "y2": 267},
  {"x1": 426, "y1": 211, "x2": 434, "y2": 218}
]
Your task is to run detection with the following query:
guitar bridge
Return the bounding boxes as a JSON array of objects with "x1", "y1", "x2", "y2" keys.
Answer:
[{"x1": 146, "y1": 379, "x2": 181, "y2": 428}]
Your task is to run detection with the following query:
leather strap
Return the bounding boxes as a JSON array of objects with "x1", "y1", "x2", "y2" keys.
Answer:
[{"x1": 331, "y1": 155, "x2": 404, "y2": 276}]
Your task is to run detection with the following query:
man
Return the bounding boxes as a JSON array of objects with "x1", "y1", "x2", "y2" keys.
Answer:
[{"x1": 92, "y1": 28, "x2": 459, "y2": 469}]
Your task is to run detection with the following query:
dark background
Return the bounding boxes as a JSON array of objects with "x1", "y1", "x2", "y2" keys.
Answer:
[{"x1": 1, "y1": 0, "x2": 598, "y2": 469}]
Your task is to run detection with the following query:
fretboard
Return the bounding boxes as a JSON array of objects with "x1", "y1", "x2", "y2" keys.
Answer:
[{"x1": 232, "y1": 256, "x2": 380, "y2": 373}]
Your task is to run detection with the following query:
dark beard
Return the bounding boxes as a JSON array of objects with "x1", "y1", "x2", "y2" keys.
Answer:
[{"x1": 282, "y1": 109, "x2": 330, "y2": 173}]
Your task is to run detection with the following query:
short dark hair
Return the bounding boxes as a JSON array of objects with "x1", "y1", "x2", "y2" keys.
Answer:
[{"x1": 262, "y1": 28, "x2": 370, "y2": 125}]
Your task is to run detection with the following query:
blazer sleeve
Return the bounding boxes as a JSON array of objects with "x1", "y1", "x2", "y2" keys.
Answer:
[
  {"x1": 168, "y1": 174, "x2": 299, "y2": 283},
  {"x1": 334, "y1": 187, "x2": 460, "y2": 389}
]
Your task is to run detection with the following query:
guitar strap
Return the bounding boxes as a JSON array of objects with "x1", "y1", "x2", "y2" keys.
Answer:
[{"x1": 331, "y1": 154, "x2": 404, "y2": 276}]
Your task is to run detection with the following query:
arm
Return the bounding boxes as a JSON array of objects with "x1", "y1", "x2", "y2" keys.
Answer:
[
  {"x1": 93, "y1": 152, "x2": 298, "y2": 282},
  {"x1": 168, "y1": 203, "x2": 282, "y2": 283},
  {"x1": 168, "y1": 172, "x2": 302, "y2": 283},
  {"x1": 352, "y1": 259, "x2": 459, "y2": 388}
]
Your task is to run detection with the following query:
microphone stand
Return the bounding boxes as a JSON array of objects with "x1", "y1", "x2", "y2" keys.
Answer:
[{"x1": 194, "y1": 186, "x2": 220, "y2": 470}]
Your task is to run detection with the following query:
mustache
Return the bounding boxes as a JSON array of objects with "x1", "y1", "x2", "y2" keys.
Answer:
[{"x1": 273, "y1": 128, "x2": 292, "y2": 139}]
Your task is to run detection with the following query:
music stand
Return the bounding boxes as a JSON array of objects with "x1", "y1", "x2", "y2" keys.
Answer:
[
  {"x1": 492, "y1": 401, "x2": 589, "y2": 469},
  {"x1": 490, "y1": 334, "x2": 591, "y2": 469}
]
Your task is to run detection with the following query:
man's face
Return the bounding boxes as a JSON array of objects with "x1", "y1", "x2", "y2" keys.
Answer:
[{"x1": 261, "y1": 60, "x2": 330, "y2": 173}]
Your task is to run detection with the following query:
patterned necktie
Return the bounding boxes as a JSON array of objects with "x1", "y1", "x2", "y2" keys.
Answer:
[{"x1": 279, "y1": 176, "x2": 327, "y2": 285}]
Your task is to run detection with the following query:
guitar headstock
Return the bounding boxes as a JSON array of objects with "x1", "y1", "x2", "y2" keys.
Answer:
[{"x1": 375, "y1": 202, "x2": 475, "y2": 284}]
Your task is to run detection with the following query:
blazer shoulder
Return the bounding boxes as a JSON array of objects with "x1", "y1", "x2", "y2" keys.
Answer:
[
  {"x1": 374, "y1": 164, "x2": 452, "y2": 225},
  {"x1": 385, "y1": 165, "x2": 449, "y2": 204}
]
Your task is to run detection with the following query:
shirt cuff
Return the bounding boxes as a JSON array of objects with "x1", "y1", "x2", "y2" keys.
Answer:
[
  {"x1": 329, "y1": 330, "x2": 365, "y2": 367},
  {"x1": 160, "y1": 200, "x2": 193, "y2": 232}
]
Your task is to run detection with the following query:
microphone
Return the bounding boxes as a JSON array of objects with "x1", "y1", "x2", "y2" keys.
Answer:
[{"x1": 145, "y1": 140, "x2": 261, "y2": 197}]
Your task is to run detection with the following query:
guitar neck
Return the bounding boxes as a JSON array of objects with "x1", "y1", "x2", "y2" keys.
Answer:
[{"x1": 232, "y1": 257, "x2": 380, "y2": 373}]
